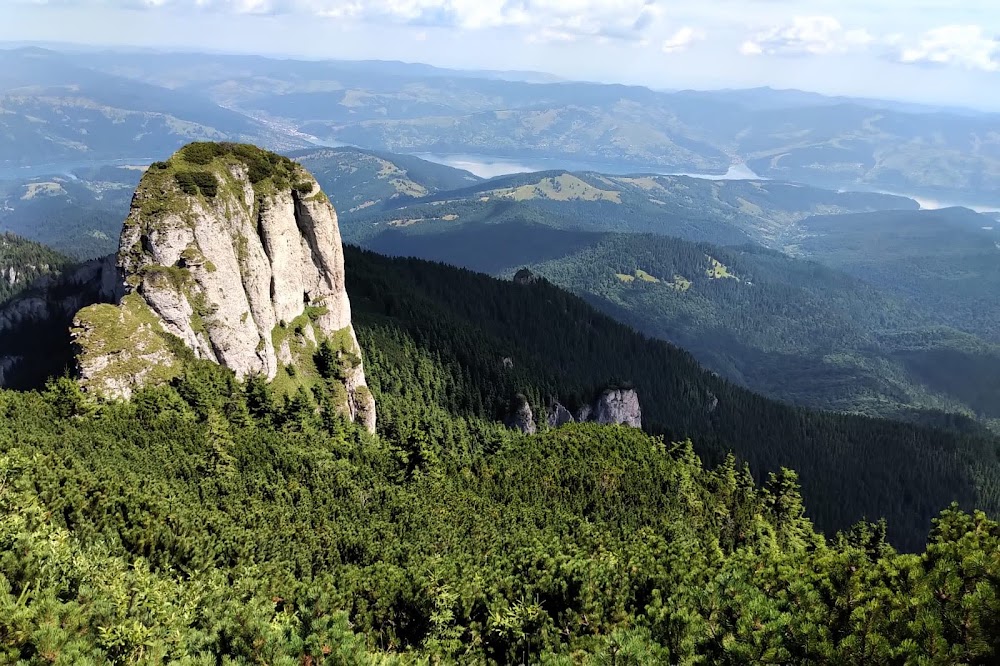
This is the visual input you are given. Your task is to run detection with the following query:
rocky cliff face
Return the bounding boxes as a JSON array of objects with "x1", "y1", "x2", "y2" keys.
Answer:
[
  {"x1": 505, "y1": 395, "x2": 537, "y2": 434},
  {"x1": 592, "y1": 388, "x2": 642, "y2": 428},
  {"x1": 546, "y1": 390, "x2": 642, "y2": 431},
  {"x1": 547, "y1": 401, "x2": 575, "y2": 428},
  {"x1": 71, "y1": 142, "x2": 375, "y2": 431},
  {"x1": 0, "y1": 256, "x2": 121, "y2": 334}
]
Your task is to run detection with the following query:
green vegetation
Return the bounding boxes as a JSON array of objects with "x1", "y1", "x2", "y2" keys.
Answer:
[
  {"x1": 491, "y1": 173, "x2": 622, "y2": 203},
  {"x1": 179, "y1": 142, "x2": 300, "y2": 191},
  {"x1": 0, "y1": 233, "x2": 70, "y2": 301},
  {"x1": 346, "y1": 179, "x2": 1000, "y2": 433},
  {"x1": 0, "y1": 232, "x2": 999, "y2": 660},
  {"x1": 337, "y1": 167, "x2": 915, "y2": 255},
  {"x1": 291, "y1": 146, "x2": 480, "y2": 218},
  {"x1": 125, "y1": 143, "x2": 308, "y2": 230},
  {"x1": 343, "y1": 248, "x2": 1000, "y2": 551},
  {"x1": 72, "y1": 293, "x2": 185, "y2": 393},
  {"x1": 634, "y1": 269, "x2": 659, "y2": 283},
  {"x1": 705, "y1": 255, "x2": 737, "y2": 280},
  {"x1": 0, "y1": 170, "x2": 139, "y2": 260},
  {"x1": 796, "y1": 208, "x2": 1000, "y2": 343},
  {"x1": 173, "y1": 168, "x2": 224, "y2": 198},
  {"x1": 517, "y1": 233, "x2": 1000, "y2": 427},
  {"x1": 178, "y1": 142, "x2": 301, "y2": 194},
  {"x1": 4, "y1": 261, "x2": 1000, "y2": 661},
  {"x1": 191, "y1": 170, "x2": 219, "y2": 197}
]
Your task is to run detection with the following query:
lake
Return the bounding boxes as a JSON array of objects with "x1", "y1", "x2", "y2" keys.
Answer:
[
  {"x1": 411, "y1": 152, "x2": 765, "y2": 181},
  {"x1": 415, "y1": 152, "x2": 999, "y2": 212}
]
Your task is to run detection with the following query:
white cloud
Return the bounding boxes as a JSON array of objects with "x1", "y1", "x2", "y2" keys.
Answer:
[
  {"x1": 92, "y1": 0, "x2": 664, "y2": 42},
  {"x1": 661, "y1": 26, "x2": 705, "y2": 54},
  {"x1": 899, "y1": 25, "x2": 1000, "y2": 72},
  {"x1": 741, "y1": 16, "x2": 874, "y2": 56}
]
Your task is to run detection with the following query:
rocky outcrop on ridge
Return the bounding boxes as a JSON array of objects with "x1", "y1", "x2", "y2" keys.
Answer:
[
  {"x1": 505, "y1": 394, "x2": 537, "y2": 434},
  {"x1": 546, "y1": 401, "x2": 575, "y2": 428},
  {"x1": 592, "y1": 388, "x2": 642, "y2": 428},
  {"x1": 70, "y1": 142, "x2": 375, "y2": 430},
  {"x1": 548, "y1": 390, "x2": 643, "y2": 431},
  {"x1": 514, "y1": 389, "x2": 642, "y2": 433}
]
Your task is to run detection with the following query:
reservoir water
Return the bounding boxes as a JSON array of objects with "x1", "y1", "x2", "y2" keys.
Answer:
[{"x1": 411, "y1": 152, "x2": 764, "y2": 181}]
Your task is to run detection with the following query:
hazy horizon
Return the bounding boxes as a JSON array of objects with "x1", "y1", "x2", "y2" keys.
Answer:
[
  {"x1": 2, "y1": 38, "x2": 997, "y2": 116},
  {"x1": 3, "y1": 0, "x2": 998, "y2": 111}
]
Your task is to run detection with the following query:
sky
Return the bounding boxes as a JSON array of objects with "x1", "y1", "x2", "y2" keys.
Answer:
[{"x1": 2, "y1": 0, "x2": 999, "y2": 110}]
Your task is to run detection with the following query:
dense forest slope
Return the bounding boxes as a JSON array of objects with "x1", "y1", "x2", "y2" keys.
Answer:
[
  {"x1": 2, "y1": 235, "x2": 998, "y2": 550},
  {"x1": 1, "y1": 163, "x2": 1000, "y2": 658},
  {"x1": 0, "y1": 233, "x2": 69, "y2": 301},
  {"x1": 3, "y1": 273, "x2": 1000, "y2": 662},
  {"x1": 795, "y1": 208, "x2": 1000, "y2": 342},
  {"x1": 518, "y1": 233, "x2": 1000, "y2": 428},
  {"x1": 357, "y1": 211, "x2": 1000, "y2": 433},
  {"x1": 342, "y1": 248, "x2": 1000, "y2": 550},
  {"x1": 0, "y1": 165, "x2": 142, "y2": 259}
]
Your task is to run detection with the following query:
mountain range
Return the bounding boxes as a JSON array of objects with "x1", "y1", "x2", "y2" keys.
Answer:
[
  {"x1": 4, "y1": 143, "x2": 999, "y2": 435},
  {"x1": 0, "y1": 143, "x2": 997, "y2": 554},
  {"x1": 3, "y1": 38, "x2": 1000, "y2": 661},
  {"x1": 3, "y1": 45, "x2": 1000, "y2": 207}
]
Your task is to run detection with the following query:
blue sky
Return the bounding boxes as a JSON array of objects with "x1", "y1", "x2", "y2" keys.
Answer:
[{"x1": 3, "y1": 0, "x2": 1000, "y2": 109}]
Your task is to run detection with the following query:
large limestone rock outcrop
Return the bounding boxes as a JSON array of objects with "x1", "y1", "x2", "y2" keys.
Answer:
[
  {"x1": 71, "y1": 142, "x2": 376, "y2": 431},
  {"x1": 514, "y1": 389, "x2": 642, "y2": 433},
  {"x1": 548, "y1": 390, "x2": 642, "y2": 431},
  {"x1": 592, "y1": 388, "x2": 642, "y2": 428}
]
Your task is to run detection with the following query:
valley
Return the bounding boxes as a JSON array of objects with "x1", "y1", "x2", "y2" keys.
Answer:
[
  {"x1": 4, "y1": 143, "x2": 998, "y2": 435},
  {"x1": 2, "y1": 29, "x2": 1000, "y2": 660}
]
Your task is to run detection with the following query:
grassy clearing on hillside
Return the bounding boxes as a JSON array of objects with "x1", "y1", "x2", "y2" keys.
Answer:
[{"x1": 494, "y1": 174, "x2": 622, "y2": 203}]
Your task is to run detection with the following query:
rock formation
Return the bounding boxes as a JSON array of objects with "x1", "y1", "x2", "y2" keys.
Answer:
[
  {"x1": 511, "y1": 389, "x2": 642, "y2": 433},
  {"x1": 69, "y1": 142, "x2": 375, "y2": 431},
  {"x1": 505, "y1": 394, "x2": 537, "y2": 434},
  {"x1": 513, "y1": 268, "x2": 540, "y2": 285},
  {"x1": 0, "y1": 256, "x2": 121, "y2": 334},
  {"x1": 706, "y1": 391, "x2": 719, "y2": 414},
  {"x1": 592, "y1": 388, "x2": 642, "y2": 428},
  {"x1": 546, "y1": 401, "x2": 575, "y2": 428}
]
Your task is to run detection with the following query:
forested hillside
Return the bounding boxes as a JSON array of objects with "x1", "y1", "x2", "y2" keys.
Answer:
[
  {"x1": 358, "y1": 215, "x2": 1000, "y2": 432},
  {"x1": 519, "y1": 233, "x2": 1000, "y2": 427},
  {"x1": 4, "y1": 272, "x2": 1000, "y2": 662},
  {"x1": 0, "y1": 166, "x2": 141, "y2": 259},
  {"x1": 795, "y1": 208, "x2": 1000, "y2": 342},
  {"x1": 290, "y1": 147, "x2": 480, "y2": 217},
  {"x1": 335, "y1": 169, "x2": 914, "y2": 247},
  {"x1": 0, "y1": 233, "x2": 69, "y2": 301},
  {"x1": 343, "y1": 248, "x2": 1000, "y2": 550}
]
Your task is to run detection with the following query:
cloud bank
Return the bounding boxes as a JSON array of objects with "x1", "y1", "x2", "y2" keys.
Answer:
[
  {"x1": 16, "y1": 0, "x2": 1000, "y2": 75},
  {"x1": 899, "y1": 25, "x2": 1000, "y2": 72}
]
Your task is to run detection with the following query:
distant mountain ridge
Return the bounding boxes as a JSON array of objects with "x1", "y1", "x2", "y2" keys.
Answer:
[
  {"x1": 3, "y1": 46, "x2": 998, "y2": 206},
  {"x1": 0, "y1": 48, "x2": 308, "y2": 168},
  {"x1": 4, "y1": 145, "x2": 998, "y2": 433}
]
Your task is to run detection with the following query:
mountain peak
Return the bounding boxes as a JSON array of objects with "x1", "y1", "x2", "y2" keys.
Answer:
[{"x1": 72, "y1": 142, "x2": 376, "y2": 430}]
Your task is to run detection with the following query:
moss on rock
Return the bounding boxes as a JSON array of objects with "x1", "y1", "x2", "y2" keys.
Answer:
[{"x1": 72, "y1": 294, "x2": 185, "y2": 398}]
